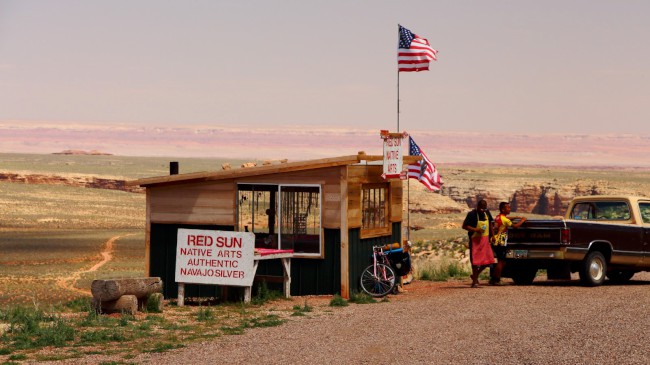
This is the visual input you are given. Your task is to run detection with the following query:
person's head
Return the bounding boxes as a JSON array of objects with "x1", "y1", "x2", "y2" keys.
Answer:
[
  {"x1": 499, "y1": 202, "x2": 511, "y2": 214},
  {"x1": 477, "y1": 199, "x2": 488, "y2": 212}
]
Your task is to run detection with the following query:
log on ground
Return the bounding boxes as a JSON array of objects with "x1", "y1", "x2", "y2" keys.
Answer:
[
  {"x1": 93, "y1": 295, "x2": 138, "y2": 315},
  {"x1": 91, "y1": 277, "x2": 163, "y2": 302}
]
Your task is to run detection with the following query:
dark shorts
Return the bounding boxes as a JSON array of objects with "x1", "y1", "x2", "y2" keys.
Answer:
[{"x1": 492, "y1": 245, "x2": 507, "y2": 260}]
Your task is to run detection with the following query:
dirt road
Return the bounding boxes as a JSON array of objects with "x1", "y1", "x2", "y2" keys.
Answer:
[
  {"x1": 114, "y1": 273, "x2": 650, "y2": 365},
  {"x1": 55, "y1": 233, "x2": 136, "y2": 295}
]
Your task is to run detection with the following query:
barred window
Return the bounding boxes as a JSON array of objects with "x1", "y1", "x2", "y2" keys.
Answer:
[{"x1": 361, "y1": 184, "x2": 390, "y2": 237}]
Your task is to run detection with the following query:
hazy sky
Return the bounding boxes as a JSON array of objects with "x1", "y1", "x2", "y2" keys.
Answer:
[{"x1": 1, "y1": 1, "x2": 649, "y2": 134}]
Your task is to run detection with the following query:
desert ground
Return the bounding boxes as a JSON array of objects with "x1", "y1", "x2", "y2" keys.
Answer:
[{"x1": 1, "y1": 153, "x2": 650, "y2": 363}]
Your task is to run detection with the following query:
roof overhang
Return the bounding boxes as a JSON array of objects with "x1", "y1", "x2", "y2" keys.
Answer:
[{"x1": 127, "y1": 152, "x2": 422, "y2": 188}]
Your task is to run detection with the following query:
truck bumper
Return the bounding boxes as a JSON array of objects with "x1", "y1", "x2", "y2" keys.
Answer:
[{"x1": 505, "y1": 248, "x2": 566, "y2": 260}]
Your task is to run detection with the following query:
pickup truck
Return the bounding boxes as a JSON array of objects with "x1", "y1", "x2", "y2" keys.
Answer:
[{"x1": 501, "y1": 196, "x2": 650, "y2": 286}]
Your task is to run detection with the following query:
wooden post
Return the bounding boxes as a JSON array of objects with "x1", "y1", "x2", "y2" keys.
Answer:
[
  {"x1": 145, "y1": 189, "x2": 151, "y2": 277},
  {"x1": 177, "y1": 283, "x2": 185, "y2": 307},
  {"x1": 243, "y1": 260, "x2": 260, "y2": 303},
  {"x1": 280, "y1": 257, "x2": 291, "y2": 298},
  {"x1": 340, "y1": 166, "x2": 349, "y2": 299}
]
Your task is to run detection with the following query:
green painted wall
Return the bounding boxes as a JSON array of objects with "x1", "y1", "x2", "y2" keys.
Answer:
[
  {"x1": 348, "y1": 222, "x2": 402, "y2": 294},
  {"x1": 150, "y1": 223, "x2": 400, "y2": 299}
]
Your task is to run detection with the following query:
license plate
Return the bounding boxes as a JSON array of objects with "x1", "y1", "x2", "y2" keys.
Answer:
[{"x1": 512, "y1": 250, "x2": 528, "y2": 259}]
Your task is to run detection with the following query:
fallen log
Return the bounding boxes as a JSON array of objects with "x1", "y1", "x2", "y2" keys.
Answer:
[
  {"x1": 91, "y1": 277, "x2": 162, "y2": 302},
  {"x1": 93, "y1": 295, "x2": 138, "y2": 315}
]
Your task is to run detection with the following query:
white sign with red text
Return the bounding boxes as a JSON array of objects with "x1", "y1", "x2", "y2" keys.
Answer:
[
  {"x1": 175, "y1": 229, "x2": 255, "y2": 286},
  {"x1": 382, "y1": 135, "x2": 403, "y2": 179}
]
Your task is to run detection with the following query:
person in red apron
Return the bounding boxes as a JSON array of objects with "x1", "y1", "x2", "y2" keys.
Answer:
[{"x1": 462, "y1": 199, "x2": 495, "y2": 287}]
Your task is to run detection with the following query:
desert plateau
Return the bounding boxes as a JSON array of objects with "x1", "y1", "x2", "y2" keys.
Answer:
[{"x1": 1, "y1": 152, "x2": 650, "y2": 363}]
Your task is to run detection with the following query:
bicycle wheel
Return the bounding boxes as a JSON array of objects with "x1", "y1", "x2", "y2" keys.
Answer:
[{"x1": 360, "y1": 263, "x2": 396, "y2": 297}]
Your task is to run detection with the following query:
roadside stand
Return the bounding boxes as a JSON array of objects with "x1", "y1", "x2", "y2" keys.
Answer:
[{"x1": 127, "y1": 140, "x2": 422, "y2": 301}]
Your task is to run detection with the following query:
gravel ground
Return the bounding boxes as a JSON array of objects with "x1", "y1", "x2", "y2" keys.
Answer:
[{"x1": 46, "y1": 272, "x2": 650, "y2": 365}]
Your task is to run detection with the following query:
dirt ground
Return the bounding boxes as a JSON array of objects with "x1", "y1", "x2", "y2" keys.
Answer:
[{"x1": 41, "y1": 272, "x2": 650, "y2": 365}]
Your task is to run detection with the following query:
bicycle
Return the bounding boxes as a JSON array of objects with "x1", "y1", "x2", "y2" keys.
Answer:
[{"x1": 359, "y1": 244, "x2": 400, "y2": 297}]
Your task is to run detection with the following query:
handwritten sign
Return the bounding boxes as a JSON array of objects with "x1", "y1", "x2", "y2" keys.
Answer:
[
  {"x1": 175, "y1": 229, "x2": 255, "y2": 286},
  {"x1": 381, "y1": 131, "x2": 405, "y2": 179}
]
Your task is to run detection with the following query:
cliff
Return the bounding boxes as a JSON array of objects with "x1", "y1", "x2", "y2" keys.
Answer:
[{"x1": 0, "y1": 172, "x2": 143, "y2": 193}]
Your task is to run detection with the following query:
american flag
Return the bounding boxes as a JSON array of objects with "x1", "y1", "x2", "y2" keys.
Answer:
[
  {"x1": 408, "y1": 136, "x2": 443, "y2": 191},
  {"x1": 398, "y1": 25, "x2": 438, "y2": 72}
]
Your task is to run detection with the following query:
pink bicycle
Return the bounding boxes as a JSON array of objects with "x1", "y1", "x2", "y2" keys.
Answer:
[{"x1": 360, "y1": 245, "x2": 398, "y2": 297}]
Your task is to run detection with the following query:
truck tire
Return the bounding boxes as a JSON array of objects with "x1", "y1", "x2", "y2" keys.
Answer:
[
  {"x1": 606, "y1": 270, "x2": 635, "y2": 284},
  {"x1": 579, "y1": 251, "x2": 607, "y2": 286},
  {"x1": 511, "y1": 267, "x2": 537, "y2": 285}
]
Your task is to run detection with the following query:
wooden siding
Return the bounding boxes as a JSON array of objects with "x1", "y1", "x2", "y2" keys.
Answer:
[
  {"x1": 389, "y1": 179, "x2": 403, "y2": 222},
  {"x1": 346, "y1": 165, "x2": 403, "y2": 229},
  {"x1": 149, "y1": 180, "x2": 236, "y2": 225}
]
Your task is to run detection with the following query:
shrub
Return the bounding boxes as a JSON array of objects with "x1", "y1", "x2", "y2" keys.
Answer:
[
  {"x1": 348, "y1": 292, "x2": 376, "y2": 304},
  {"x1": 417, "y1": 259, "x2": 471, "y2": 282},
  {"x1": 329, "y1": 295, "x2": 348, "y2": 307}
]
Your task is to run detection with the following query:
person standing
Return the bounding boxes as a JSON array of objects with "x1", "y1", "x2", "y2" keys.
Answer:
[
  {"x1": 490, "y1": 201, "x2": 527, "y2": 285},
  {"x1": 462, "y1": 199, "x2": 495, "y2": 287}
]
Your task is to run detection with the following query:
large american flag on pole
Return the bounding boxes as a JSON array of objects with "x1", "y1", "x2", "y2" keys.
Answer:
[
  {"x1": 398, "y1": 25, "x2": 438, "y2": 72},
  {"x1": 408, "y1": 136, "x2": 443, "y2": 191}
]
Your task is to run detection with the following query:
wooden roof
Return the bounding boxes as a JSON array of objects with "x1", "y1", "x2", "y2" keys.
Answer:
[{"x1": 128, "y1": 152, "x2": 421, "y2": 187}]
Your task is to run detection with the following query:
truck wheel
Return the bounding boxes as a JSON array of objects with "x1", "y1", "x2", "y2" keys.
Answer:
[
  {"x1": 579, "y1": 251, "x2": 607, "y2": 286},
  {"x1": 606, "y1": 270, "x2": 635, "y2": 284},
  {"x1": 511, "y1": 267, "x2": 537, "y2": 285}
]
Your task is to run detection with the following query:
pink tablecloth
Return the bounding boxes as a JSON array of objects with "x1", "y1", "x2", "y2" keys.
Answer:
[{"x1": 254, "y1": 248, "x2": 294, "y2": 256}]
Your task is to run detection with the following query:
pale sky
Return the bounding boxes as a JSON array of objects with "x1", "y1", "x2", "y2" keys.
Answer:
[{"x1": 1, "y1": 0, "x2": 649, "y2": 134}]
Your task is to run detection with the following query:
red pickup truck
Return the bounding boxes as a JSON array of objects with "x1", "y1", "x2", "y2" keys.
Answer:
[{"x1": 502, "y1": 196, "x2": 650, "y2": 286}]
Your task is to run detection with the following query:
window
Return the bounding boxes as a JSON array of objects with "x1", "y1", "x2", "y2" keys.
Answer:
[
  {"x1": 238, "y1": 184, "x2": 321, "y2": 257},
  {"x1": 570, "y1": 201, "x2": 631, "y2": 221},
  {"x1": 639, "y1": 203, "x2": 650, "y2": 224},
  {"x1": 361, "y1": 184, "x2": 390, "y2": 238}
]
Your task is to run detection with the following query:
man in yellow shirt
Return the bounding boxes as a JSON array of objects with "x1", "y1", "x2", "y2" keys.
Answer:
[{"x1": 490, "y1": 202, "x2": 526, "y2": 285}]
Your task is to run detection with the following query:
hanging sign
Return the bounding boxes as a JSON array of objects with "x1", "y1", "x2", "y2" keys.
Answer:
[
  {"x1": 175, "y1": 229, "x2": 255, "y2": 286},
  {"x1": 380, "y1": 130, "x2": 407, "y2": 179}
]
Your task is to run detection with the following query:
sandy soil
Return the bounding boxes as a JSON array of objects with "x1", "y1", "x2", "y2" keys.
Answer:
[{"x1": 44, "y1": 272, "x2": 650, "y2": 365}]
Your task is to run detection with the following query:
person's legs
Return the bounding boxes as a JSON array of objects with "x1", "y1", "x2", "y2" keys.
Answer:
[
  {"x1": 490, "y1": 247, "x2": 506, "y2": 285},
  {"x1": 471, "y1": 266, "x2": 480, "y2": 287},
  {"x1": 490, "y1": 261, "x2": 505, "y2": 284}
]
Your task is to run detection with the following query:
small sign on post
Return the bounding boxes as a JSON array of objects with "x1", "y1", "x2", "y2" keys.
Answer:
[{"x1": 380, "y1": 130, "x2": 407, "y2": 180}]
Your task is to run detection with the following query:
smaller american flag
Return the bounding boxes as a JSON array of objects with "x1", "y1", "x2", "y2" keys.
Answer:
[
  {"x1": 398, "y1": 25, "x2": 438, "y2": 72},
  {"x1": 408, "y1": 136, "x2": 443, "y2": 191}
]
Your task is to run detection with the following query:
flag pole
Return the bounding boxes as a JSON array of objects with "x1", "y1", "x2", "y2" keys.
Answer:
[
  {"x1": 397, "y1": 24, "x2": 401, "y2": 132},
  {"x1": 398, "y1": 24, "x2": 408, "y2": 245},
  {"x1": 397, "y1": 70, "x2": 400, "y2": 132}
]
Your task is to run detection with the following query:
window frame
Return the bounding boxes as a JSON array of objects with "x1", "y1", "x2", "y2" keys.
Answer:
[
  {"x1": 570, "y1": 201, "x2": 632, "y2": 221},
  {"x1": 639, "y1": 202, "x2": 650, "y2": 224},
  {"x1": 360, "y1": 183, "x2": 391, "y2": 239},
  {"x1": 237, "y1": 183, "x2": 323, "y2": 259}
]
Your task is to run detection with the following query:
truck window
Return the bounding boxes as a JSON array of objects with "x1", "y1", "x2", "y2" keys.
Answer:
[
  {"x1": 570, "y1": 201, "x2": 631, "y2": 221},
  {"x1": 571, "y1": 203, "x2": 595, "y2": 219},
  {"x1": 640, "y1": 203, "x2": 650, "y2": 224}
]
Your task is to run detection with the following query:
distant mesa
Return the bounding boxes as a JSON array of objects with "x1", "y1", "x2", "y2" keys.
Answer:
[{"x1": 53, "y1": 150, "x2": 113, "y2": 156}]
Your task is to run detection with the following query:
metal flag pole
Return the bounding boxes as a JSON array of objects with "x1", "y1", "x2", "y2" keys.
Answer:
[
  {"x1": 397, "y1": 67, "x2": 400, "y2": 132},
  {"x1": 398, "y1": 24, "x2": 409, "y2": 244}
]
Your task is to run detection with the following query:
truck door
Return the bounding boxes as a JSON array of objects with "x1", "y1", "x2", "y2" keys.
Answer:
[{"x1": 640, "y1": 202, "x2": 650, "y2": 266}]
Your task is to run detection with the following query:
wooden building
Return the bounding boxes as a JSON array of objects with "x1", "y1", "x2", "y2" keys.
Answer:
[{"x1": 128, "y1": 152, "x2": 419, "y2": 299}]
